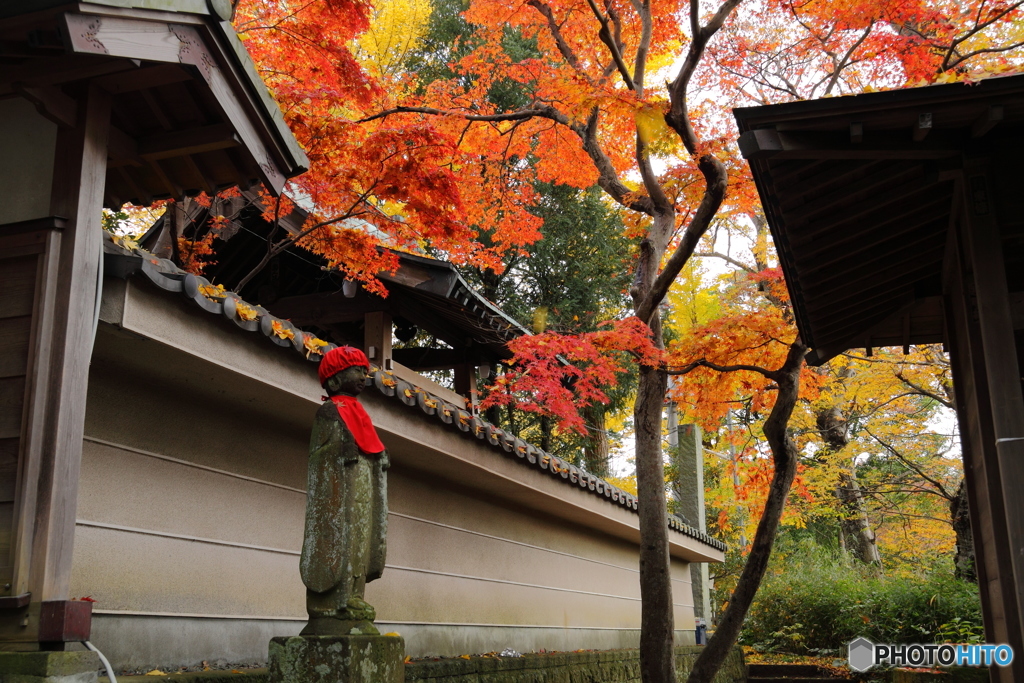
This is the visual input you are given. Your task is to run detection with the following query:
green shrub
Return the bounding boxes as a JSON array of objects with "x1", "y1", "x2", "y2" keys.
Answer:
[{"x1": 739, "y1": 546, "x2": 983, "y2": 655}]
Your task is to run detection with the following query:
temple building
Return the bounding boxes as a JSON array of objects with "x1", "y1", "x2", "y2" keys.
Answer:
[{"x1": 735, "y1": 72, "x2": 1024, "y2": 683}]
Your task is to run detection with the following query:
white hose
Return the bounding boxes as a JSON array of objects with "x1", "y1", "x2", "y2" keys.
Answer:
[
  {"x1": 90, "y1": 235, "x2": 104, "y2": 354},
  {"x1": 84, "y1": 640, "x2": 117, "y2": 683}
]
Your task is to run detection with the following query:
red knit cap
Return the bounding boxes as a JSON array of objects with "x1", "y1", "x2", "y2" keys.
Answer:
[{"x1": 318, "y1": 346, "x2": 371, "y2": 386}]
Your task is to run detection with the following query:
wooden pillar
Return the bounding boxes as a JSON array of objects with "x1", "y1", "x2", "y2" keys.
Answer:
[
  {"x1": 0, "y1": 86, "x2": 109, "y2": 644},
  {"x1": 946, "y1": 164, "x2": 1024, "y2": 681},
  {"x1": 453, "y1": 364, "x2": 479, "y2": 413},
  {"x1": 364, "y1": 311, "x2": 392, "y2": 370}
]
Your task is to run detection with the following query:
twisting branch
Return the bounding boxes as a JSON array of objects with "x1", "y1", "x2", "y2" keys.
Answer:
[
  {"x1": 895, "y1": 371, "x2": 954, "y2": 409},
  {"x1": 666, "y1": 357, "x2": 781, "y2": 382},
  {"x1": 357, "y1": 104, "x2": 569, "y2": 124},
  {"x1": 688, "y1": 338, "x2": 808, "y2": 683},
  {"x1": 822, "y1": 23, "x2": 873, "y2": 96},
  {"x1": 583, "y1": 0, "x2": 636, "y2": 89},
  {"x1": 865, "y1": 427, "x2": 954, "y2": 501},
  {"x1": 941, "y1": 1, "x2": 1024, "y2": 71},
  {"x1": 695, "y1": 251, "x2": 755, "y2": 272},
  {"x1": 636, "y1": 0, "x2": 743, "y2": 324},
  {"x1": 526, "y1": 0, "x2": 586, "y2": 71}
]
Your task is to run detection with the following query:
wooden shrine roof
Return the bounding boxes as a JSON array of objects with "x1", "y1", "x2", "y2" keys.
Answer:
[
  {"x1": 0, "y1": 1, "x2": 307, "y2": 205},
  {"x1": 734, "y1": 73, "x2": 1024, "y2": 365},
  {"x1": 137, "y1": 196, "x2": 532, "y2": 368}
]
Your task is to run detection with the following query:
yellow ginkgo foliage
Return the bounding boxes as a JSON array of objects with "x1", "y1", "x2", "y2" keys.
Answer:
[{"x1": 356, "y1": 0, "x2": 432, "y2": 81}]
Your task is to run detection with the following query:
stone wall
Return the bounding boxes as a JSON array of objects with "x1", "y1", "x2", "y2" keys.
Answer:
[{"x1": 404, "y1": 646, "x2": 746, "y2": 683}]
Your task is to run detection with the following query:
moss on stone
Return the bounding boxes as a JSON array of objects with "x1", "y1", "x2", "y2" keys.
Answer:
[{"x1": 0, "y1": 651, "x2": 101, "y2": 678}]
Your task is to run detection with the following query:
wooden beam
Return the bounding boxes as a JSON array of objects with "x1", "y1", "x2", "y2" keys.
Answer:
[
  {"x1": 776, "y1": 160, "x2": 885, "y2": 213},
  {"x1": 971, "y1": 105, "x2": 1004, "y2": 138},
  {"x1": 92, "y1": 64, "x2": 191, "y2": 94},
  {"x1": 739, "y1": 127, "x2": 962, "y2": 161},
  {"x1": 796, "y1": 195, "x2": 949, "y2": 268},
  {"x1": 800, "y1": 221, "x2": 944, "y2": 290},
  {"x1": 766, "y1": 158, "x2": 830, "y2": 188},
  {"x1": 960, "y1": 163, "x2": 1024, "y2": 672},
  {"x1": 392, "y1": 347, "x2": 484, "y2": 371},
  {"x1": 139, "y1": 89, "x2": 174, "y2": 132},
  {"x1": 789, "y1": 174, "x2": 946, "y2": 240},
  {"x1": 114, "y1": 167, "x2": 151, "y2": 206},
  {"x1": 267, "y1": 292, "x2": 388, "y2": 326},
  {"x1": 182, "y1": 155, "x2": 215, "y2": 196},
  {"x1": 14, "y1": 85, "x2": 76, "y2": 128},
  {"x1": 106, "y1": 125, "x2": 139, "y2": 166},
  {"x1": 944, "y1": 185, "x2": 1023, "y2": 681},
  {"x1": 380, "y1": 261, "x2": 459, "y2": 298},
  {"x1": 137, "y1": 124, "x2": 240, "y2": 161},
  {"x1": 785, "y1": 162, "x2": 924, "y2": 225},
  {"x1": 0, "y1": 55, "x2": 137, "y2": 96},
  {"x1": 3, "y1": 84, "x2": 112, "y2": 644},
  {"x1": 364, "y1": 311, "x2": 392, "y2": 369},
  {"x1": 147, "y1": 159, "x2": 182, "y2": 199}
]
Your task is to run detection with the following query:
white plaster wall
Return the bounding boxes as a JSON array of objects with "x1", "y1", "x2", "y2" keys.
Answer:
[
  {"x1": 0, "y1": 98, "x2": 56, "y2": 225},
  {"x1": 73, "y1": 280, "x2": 706, "y2": 668}
]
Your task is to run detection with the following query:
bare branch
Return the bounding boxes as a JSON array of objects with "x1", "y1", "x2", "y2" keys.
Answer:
[
  {"x1": 822, "y1": 23, "x2": 873, "y2": 96},
  {"x1": 666, "y1": 357, "x2": 780, "y2": 381},
  {"x1": 895, "y1": 371, "x2": 954, "y2": 409},
  {"x1": 865, "y1": 427, "x2": 954, "y2": 500},
  {"x1": 526, "y1": 0, "x2": 585, "y2": 71},
  {"x1": 357, "y1": 105, "x2": 569, "y2": 124},
  {"x1": 584, "y1": 0, "x2": 636, "y2": 89},
  {"x1": 695, "y1": 251, "x2": 755, "y2": 272}
]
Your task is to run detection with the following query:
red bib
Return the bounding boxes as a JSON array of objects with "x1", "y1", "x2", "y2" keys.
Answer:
[{"x1": 331, "y1": 395, "x2": 385, "y2": 454}]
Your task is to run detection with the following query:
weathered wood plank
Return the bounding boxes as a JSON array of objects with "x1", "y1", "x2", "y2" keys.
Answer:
[
  {"x1": 0, "y1": 317, "x2": 31, "y2": 379},
  {"x1": 0, "y1": 256, "x2": 38, "y2": 320},
  {"x1": 961, "y1": 166, "x2": 1024, "y2": 676},
  {"x1": 0, "y1": 438, "x2": 18, "y2": 504},
  {"x1": 0, "y1": 502, "x2": 12, "y2": 570},
  {"x1": 23, "y1": 83, "x2": 110, "y2": 604},
  {"x1": 0, "y1": 377, "x2": 26, "y2": 440}
]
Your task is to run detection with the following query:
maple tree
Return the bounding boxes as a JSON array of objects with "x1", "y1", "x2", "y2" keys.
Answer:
[
  {"x1": 126, "y1": 0, "x2": 1024, "y2": 680},
  {"x1": 344, "y1": 0, "x2": 1019, "y2": 679}
]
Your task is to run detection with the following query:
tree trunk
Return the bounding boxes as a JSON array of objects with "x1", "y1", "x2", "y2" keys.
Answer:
[
  {"x1": 950, "y1": 480, "x2": 977, "y2": 582},
  {"x1": 687, "y1": 339, "x2": 807, "y2": 683},
  {"x1": 635, "y1": 362, "x2": 674, "y2": 683},
  {"x1": 583, "y1": 403, "x2": 609, "y2": 477},
  {"x1": 836, "y1": 469, "x2": 882, "y2": 567},
  {"x1": 815, "y1": 404, "x2": 882, "y2": 567},
  {"x1": 540, "y1": 415, "x2": 552, "y2": 453}
]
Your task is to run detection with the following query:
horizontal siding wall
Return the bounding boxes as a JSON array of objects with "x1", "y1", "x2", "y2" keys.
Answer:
[{"x1": 75, "y1": 324, "x2": 695, "y2": 669}]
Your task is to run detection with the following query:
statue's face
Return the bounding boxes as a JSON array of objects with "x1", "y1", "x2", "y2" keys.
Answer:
[{"x1": 328, "y1": 365, "x2": 368, "y2": 397}]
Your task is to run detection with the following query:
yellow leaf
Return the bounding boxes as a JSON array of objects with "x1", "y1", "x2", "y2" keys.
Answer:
[
  {"x1": 271, "y1": 319, "x2": 295, "y2": 340},
  {"x1": 236, "y1": 301, "x2": 258, "y2": 321},
  {"x1": 199, "y1": 283, "x2": 226, "y2": 300},
  {"x1": 384, "y1": 632, "x2": 401, "y2": 637},
  {"x1": 459, "y1": 654, "x2": 471, "y2": 660},
  {"x1": 145, "y1": 671, "x2": 167, "y2": 676},
  {"x1": 303, "y1": 334, "x2": 328, "y2": 358}
]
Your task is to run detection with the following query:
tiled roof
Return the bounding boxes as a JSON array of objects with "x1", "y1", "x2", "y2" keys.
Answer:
[{"x1": 103, "y1": 234, "x2": 727, "y2": 553}]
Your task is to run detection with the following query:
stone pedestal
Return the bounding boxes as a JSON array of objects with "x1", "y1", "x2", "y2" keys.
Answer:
[
  {"x1": 0, "y1": 651, "x2": 99, "y2": 683},
  {"x1": 268, "y1": 634, "x2": 404, "y2": 683}
]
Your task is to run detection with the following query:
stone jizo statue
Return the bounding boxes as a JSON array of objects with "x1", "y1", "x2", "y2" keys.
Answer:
[{"x1": 300, "y1": 346, "x2": 388, "y2": 636}]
